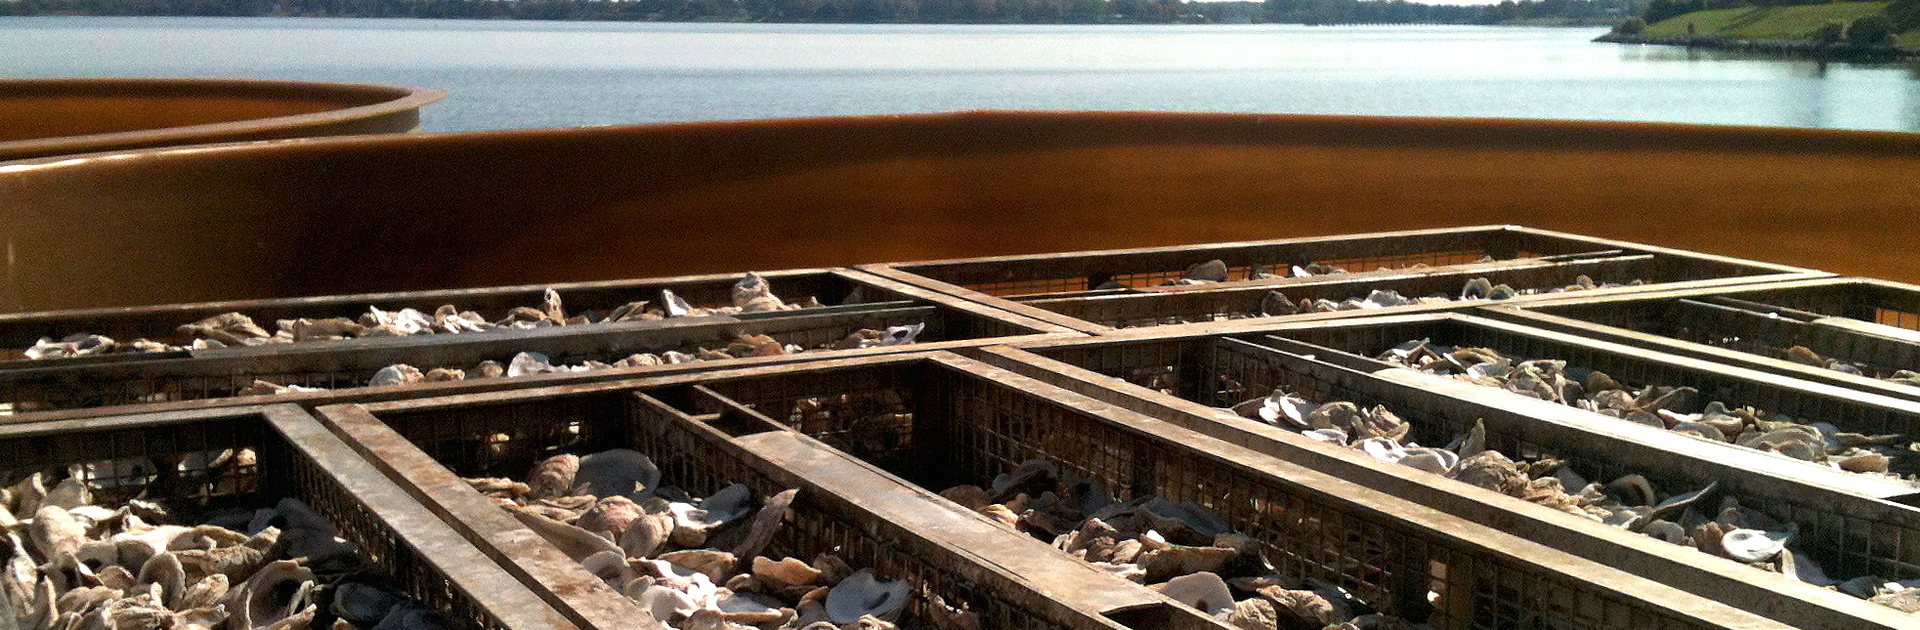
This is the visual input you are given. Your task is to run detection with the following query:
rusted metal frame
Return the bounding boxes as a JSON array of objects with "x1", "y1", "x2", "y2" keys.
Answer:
[
  {"x1": 902, "y1": 354, "x2": 1788, "y2": 630},
  {"x1": 0, "y1": 403, "x2": 578, "y2": 630},
  {"x1": 0, "y1": 267, "x2": 869, "y2": 359},
  {"x1": 963, "y1": 339, "x2": 1920, "y2": 629},
  {"x1": 0, "y1": 289, "x2": 1079, "y2": 420},
  {"x1": 1228, "y1": 312, "x2": 1920, "y2": 491},
  {"x1": 657, "y1": 350, "x2": 1783, "y2": 629},
  {"x1": 1479, "y1": 304, "x2": 1920, "y2": 404},
  {"x1": 314, "y1": 403, "x2": 667, "y2": 630}
]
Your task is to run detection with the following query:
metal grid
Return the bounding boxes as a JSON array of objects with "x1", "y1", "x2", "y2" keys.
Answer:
[
  {"x1": 370, "y1": 390, "x2": 1083, "y2": 630},
  {"x1": 0, "y1": 411, "x2": 517, "y2": 630},
  {"x1": 0, "y1": 297, "x2": 1041, "y2": 415},
  {"x1": 692, "y1": 359, "x2": 1739, "y2": 630}
]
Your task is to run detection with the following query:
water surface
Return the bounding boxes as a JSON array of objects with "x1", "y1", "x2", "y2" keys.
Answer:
[{"x1": 4, "y1": 17, "x2": 1919, "y2": 131}]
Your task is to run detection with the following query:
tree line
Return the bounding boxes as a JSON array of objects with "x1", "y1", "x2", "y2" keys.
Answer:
[{"x1": 0, "y1": 0, "x2": 1628, "y2": 24}]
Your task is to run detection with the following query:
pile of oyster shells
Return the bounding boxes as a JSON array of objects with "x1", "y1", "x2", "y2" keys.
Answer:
[
  {"x1": 238, "y1": 323, "x2": 926, "y2": 397},
  {"x1": 2, "y1": 466, "x2": 445, "y2": 630},
  {"x1": 1219, "y1": 390, "x2": 1882, "y2": 590},
  {"x1": 464, "y1": 450, "x2": 955, "y2": 630},
  {"x1": 1377, "y1": 339, "x2": 1916, "y2": 479},
  {"x1": 938, "y1": 459, "x2": 1424, "y2": 630},
  {"x1": 23, "y1": 274, "x2": 818, "y2": 360},
  {"x1": 1780, "y1": 345, "x2": 1920, "y2": 388},
  {"x1": 1253, "y1": 275, "x2": 1633, "y2": 319},
  {"x1": 1107, "y1": 258, "x2": 1633, "y2": 327},
  {"x1": 1145, "y1": 257, "x2": 1515, "y2": 289}
]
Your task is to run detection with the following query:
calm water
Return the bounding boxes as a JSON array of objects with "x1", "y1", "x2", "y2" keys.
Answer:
[{"x1": 6, "y1": 16, "x2": 1920, "y2": 131}]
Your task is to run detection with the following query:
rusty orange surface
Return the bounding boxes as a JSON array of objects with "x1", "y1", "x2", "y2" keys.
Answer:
[{"x1": 1, "y1": 110, "x2": 1912, "y2": 311}]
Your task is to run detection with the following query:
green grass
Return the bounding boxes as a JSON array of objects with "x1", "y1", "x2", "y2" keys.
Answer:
[{"x1": 1643, "y1": 1, "x2": 1889, "y2": 39}]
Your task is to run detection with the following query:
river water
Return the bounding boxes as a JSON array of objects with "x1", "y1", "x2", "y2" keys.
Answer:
[{"x1": 5, "y1": 16, "x2": 1920, "y2": 132}]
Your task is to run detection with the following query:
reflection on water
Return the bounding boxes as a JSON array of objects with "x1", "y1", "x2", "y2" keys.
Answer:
[{"x1": 4, "y1": 17, "x2": 1920, "y2": 132}]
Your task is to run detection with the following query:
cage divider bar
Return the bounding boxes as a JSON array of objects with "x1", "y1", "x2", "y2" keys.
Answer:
[
  {"x1": 311, "y1": 403, "x2": 667, "y2": 630},
  {"x1": 837, "y1": 267, "x2": 1085, "y2": 335},
  {"x1": 724, "y1": 430, "x2": 1203, "y2": 629},
  {"x1": 261, "y1": 404, "x2": 583, "y2": 630},
  {"x1": 852, "y1": 265, "x2": 1108, "y2": 333}
]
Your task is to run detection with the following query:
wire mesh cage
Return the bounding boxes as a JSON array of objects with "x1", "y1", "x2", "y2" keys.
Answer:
[
  {"x1": 0, "y1": 270, "x2": 882, "y2": 363},
  {"x1": 990, "y1": 328, "x2": 1920, "y2": 629},
  {"x1": 0, "y1": 272, "x2": 1064, "y2": 419},
  {"x1": 0, "y1": 404, "x2": 576, "y2": 630},
  {"x1": 1489, "y1": 278, "x2": 1920, "y2": 401}
]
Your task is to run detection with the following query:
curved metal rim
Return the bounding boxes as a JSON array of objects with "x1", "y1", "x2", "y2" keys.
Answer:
[{"x1": 0, "y1": 78, "x2": 446, "y2": 158}]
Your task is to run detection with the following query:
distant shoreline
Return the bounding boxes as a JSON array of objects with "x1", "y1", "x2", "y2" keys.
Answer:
[{"x1": 1595, "y1": 32, "x2": 1919, "y2": 60}]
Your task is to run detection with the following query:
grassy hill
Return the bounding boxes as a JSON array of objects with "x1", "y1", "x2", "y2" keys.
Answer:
[{"x1": 1643, "y1": 1, "x2": 1888, "y2": 39}]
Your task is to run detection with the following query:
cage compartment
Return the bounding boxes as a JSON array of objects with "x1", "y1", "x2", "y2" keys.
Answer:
[
  {"x1": 1484, "y1": 277, "x2": 1920, "y2": 403},
  {"x1": 0, "y1": 404, "x2": 581, "y2": 630},
  {"x1": 1018, "y1": 251, "x2": 1767, "y2": 330},
  {"x1": 0, "y1": 277, "x2": 1071, "y2": 420},
  {"x1": 0, "y1": 268, "x2": 1071, "y2": 366}
]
